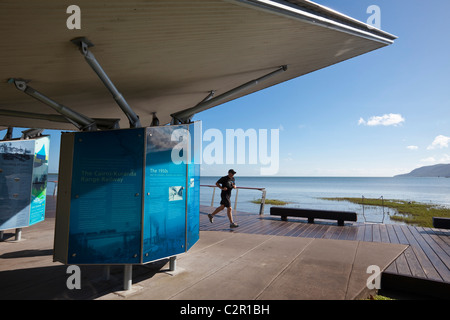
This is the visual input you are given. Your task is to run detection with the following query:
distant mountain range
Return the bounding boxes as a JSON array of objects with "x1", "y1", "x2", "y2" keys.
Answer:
[{"x1": 394, "y1": 163, "x2": 450, "y2": 178}]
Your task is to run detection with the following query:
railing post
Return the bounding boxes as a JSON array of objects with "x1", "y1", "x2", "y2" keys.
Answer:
[
  {"x1": 234, "y1": 188, "x2": 239, "y2": 211},
  {"x1": 259, "y1": 189, "x2": 267, "y2": 215},
  {"x1": 211, "y1": 187, "x2": 215, "y2": 207}
]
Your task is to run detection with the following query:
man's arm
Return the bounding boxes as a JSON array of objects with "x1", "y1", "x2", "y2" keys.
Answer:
[
  {"x1": 215, "y1": 181, "x2": 226, "y2": 190},
  {"x1": 216, "y1": 178, "x2": 227, "y2": 190}
]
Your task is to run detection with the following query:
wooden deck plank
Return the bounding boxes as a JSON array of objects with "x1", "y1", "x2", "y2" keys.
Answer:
[
  {"x1": 284, "y1": 221, "x2": 307, "y2": 237},
  {"x1": 418, "y1": 228, "x2": 450, "y2": 274},
  {"x1": 372, "y1": 224, "x2": 382, "y2": 243},
  {"x1": 425, "y1": 227, "x2": 450, "y2": 256},
  {"x1": 400, "y1": 225, "x2": 442, "y2": 281},
  {"x1": 337, "y1": 224, "x2": 352, "y2": 240},
  {"x1": 355, "y1": 225, "x2": 366, "y2": 241},
  {"x1": 385, "y1": 224, "x2": 411, "y2": 277},
  {"x1": 379, "y1": 224, "x2": 390, "y2": 243},
  {"x1": 363, "y1": 224, "x2": 373, "y2": 242},
  {"x1": 330, "y1": 225, "x2": 345, "y2": 240},
  {"x1": 409, "y1": 227, "x2": 450, "y2": 283},
  {"x1": 322, "y1": 225, "x2": 340, "y2": 239}
]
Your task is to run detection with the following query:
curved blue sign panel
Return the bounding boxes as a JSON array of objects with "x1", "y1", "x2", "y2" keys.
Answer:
[
  {"x1": 54, "y1": 123, "x2": 200, "y2": 265},
  {"x1": 0, "y1": 136, "x2": 49, "y2": 231}
]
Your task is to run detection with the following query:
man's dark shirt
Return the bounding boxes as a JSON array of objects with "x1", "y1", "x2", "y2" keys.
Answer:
[{"x1": 217, "y1": 175, "x2": 235, "y2": 198}]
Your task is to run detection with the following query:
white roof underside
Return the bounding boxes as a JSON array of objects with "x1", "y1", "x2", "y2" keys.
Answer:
[{"x1": 0, "y1": 0, "x2": 396, "y2": 131}]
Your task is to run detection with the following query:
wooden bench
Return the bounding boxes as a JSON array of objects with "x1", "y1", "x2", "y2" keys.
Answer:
[
  {"x1": 270, "y1": 207, "x2": 357, "y2": 226},
  {"x1": 433, "y1": 217, "x2": 450, "y2": 229}
]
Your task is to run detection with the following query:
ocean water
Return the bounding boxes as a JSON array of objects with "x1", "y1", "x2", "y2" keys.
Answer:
[
  {"x1": 46, "y1": 174, "x2": 450, "y2": 225},
  {"x1": 200, "y1": 176, "x2": 450, "y2": 225}
]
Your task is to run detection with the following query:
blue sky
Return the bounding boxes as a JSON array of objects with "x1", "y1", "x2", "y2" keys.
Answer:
[
  {"x1": 195, "y1": 0, "x2": 450, "y2": 176},
  {"x1": 2, "y1": 1, "x2": 450, "y2": 177}
]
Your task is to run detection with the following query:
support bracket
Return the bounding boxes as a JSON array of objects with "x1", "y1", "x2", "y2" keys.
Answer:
[
  {"x1": 21, "y1": 128, "x2": 44, "y2": 139},
  {"x1": 171, "y1": 90, "x2": 215, "y2": 125},
  {"x1": 71, "y1": 37, "x2": 141, "y2": 128},
  {"x1": 2, "y1": 127, "x2": 13, "y2": 141}
]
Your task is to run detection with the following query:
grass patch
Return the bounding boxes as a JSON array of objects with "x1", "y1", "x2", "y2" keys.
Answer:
[
  {"x1": 320, "y1": 197, "x2": 450, "y2": 227},
  {"x1": 366, "y1": 295, "x2": 395, "y2": 300},
  {"x1": 251, "y1": 198, "x2": 289, "y2": 205}
]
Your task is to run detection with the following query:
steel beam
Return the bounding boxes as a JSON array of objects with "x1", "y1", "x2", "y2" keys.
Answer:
[
  {"x1": 71, "y1": 37, "x2": 141, "y2": 128},
  {"x1": 8, "y1": 79, "x2": 98, "y2": 131},
  {"x1": 171, "y1": 66, "x2": 287, "y2": 123},
  {"x1": 0, "y1": 109, "x2": 120, "y2": 131}
]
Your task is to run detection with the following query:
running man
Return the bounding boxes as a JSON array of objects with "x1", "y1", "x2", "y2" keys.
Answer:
[{"x1": 208, "y1": 169, "x2": 239, "y2": 228}]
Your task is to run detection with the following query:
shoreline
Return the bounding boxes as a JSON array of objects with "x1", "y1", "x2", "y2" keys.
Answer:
[{"x1": 320, "y1": 197, "x2": 450, "y2": 227}]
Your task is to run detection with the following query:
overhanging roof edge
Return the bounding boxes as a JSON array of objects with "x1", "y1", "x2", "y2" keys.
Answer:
[{"x1": 227, "y1": 0, "x2": 397, "y2": 45}]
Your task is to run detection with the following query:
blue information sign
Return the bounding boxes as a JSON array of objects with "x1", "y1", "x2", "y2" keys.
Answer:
[
  {"x1": 54, "y1": 123, "x2": 200, "y2": 265},
  {"x1": 0, "y1": 136, "x2": 49, "y2": 231}
]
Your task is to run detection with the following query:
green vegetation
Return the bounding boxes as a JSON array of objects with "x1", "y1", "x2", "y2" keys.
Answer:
[
  {"x1": 320, "y1": 197, "x2": 450, "y2": 227},
  {"x1": 366, "y1": 295, "x2": 395, "y2": 300},
  {"x1": 251, "y1": 198, "x2": 289, "y2": 205}
]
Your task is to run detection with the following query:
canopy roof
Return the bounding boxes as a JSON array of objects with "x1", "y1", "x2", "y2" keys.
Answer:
[{"x1": 0, "y1": 0, "x2": 396, "y2": 131}]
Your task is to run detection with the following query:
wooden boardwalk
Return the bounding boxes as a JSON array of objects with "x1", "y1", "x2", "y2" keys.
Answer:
[{"x1": 200, "y1": 205, "x2": 450, "y2": 290}]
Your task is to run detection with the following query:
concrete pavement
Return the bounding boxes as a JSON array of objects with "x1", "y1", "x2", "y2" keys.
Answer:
[{"x1": 0, "y1": 216, "x2": 407, "y2": 300}]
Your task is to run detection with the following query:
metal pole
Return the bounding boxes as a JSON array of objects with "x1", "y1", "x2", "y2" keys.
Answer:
[
  {"x1": 259, "y1": 189, "x2": 267, "y2": 215},
  {"x1": 15, "y1": 228, "x2": 22, "y2": 241},
  {"x1": 8, "y1": 79, "x2": 97, "y2": 131},
  {"x1": 103, "y1": 266, "x2": 110, "y2": 281},
  {"x1": 123, "y1": 265, "x2": 132, "y2": 290},
  {"x1": 2, "y1": 127, "x2": 13, "y2": 140},
  {"x1": 72, "y1": 38, "x2": 141, "y2": 128},
  {"x1": 234, "y1": 188, "x2": 239, "y2": 212},
  {"x1": 169, "y1": 256, "x2": 177, "y2": 272},
  {"x1": 171, "y1": 66, "x2": 287, "y2": 123},
  {"x1": 211, "y1": 187, "x2": 216, "y2": 207}
]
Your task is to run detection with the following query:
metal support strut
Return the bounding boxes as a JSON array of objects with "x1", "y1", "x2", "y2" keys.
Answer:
[
  {"x1": 71, "y1": 37, "x2": 141, "y2": 128},
  {"x1": 8, "y1": 78, "x2": 98, "y2": 131},
  {"x1": 171, "y1": 65, "x2": 287, "y2": 123},
  {"x1": 8, "y1": 78, "x2": 97, "y2": 131}
]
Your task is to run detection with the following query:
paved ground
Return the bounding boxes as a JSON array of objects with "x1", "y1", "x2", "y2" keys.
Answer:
[{"x1": 0, "y1": 216, "x2": 406, "y2": 300}]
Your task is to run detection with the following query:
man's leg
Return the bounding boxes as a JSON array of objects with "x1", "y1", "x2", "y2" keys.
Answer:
[
  {"x1": 208, "y1": 204, "x2": 225, "y2": 223},
  {"x1": 227, "y1": 207, "x2": 239, "y2": 228},
  {"x1": 226, "y1": 207, "x2": 233, "y2": 223},
  {"x1": 211, "y1": 204, "x2": 225, "y2": 216}
]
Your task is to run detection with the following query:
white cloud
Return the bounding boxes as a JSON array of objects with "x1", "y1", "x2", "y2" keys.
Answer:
[
  {"x1": 427, "y1": 135, "x2": 450, "y2": 150},
  {"x1": 406, "y1": 145, "x2": 418, "y2": 150},
  {"x1": 358, "y1": 113, "x2": 405, "y2": 126}
]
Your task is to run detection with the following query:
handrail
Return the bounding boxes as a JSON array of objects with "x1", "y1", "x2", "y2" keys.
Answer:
[{"x1": 200, "y1": 184, "x2": 267, "y2": 215}]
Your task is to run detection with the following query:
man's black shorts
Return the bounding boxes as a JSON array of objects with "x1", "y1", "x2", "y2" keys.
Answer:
[{"x1": 220, "y1": 194, "x2": 231, "y2": 208}]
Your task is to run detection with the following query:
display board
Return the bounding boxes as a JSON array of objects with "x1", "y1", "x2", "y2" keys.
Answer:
[
  {"x1": 54, "y1": 123, "x2": 200, "y2": 265},
  {"x1": 0, "y1": 136, "x2": 49, "y2": 231}
]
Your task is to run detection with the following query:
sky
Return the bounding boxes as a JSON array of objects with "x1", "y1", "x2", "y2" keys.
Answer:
[
  {"x1": 194, "y1": 0, "x2": 450, "y2": 177},
  {"x1": 2, "y1": 0, "x2": 450, "y2": 177}
]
